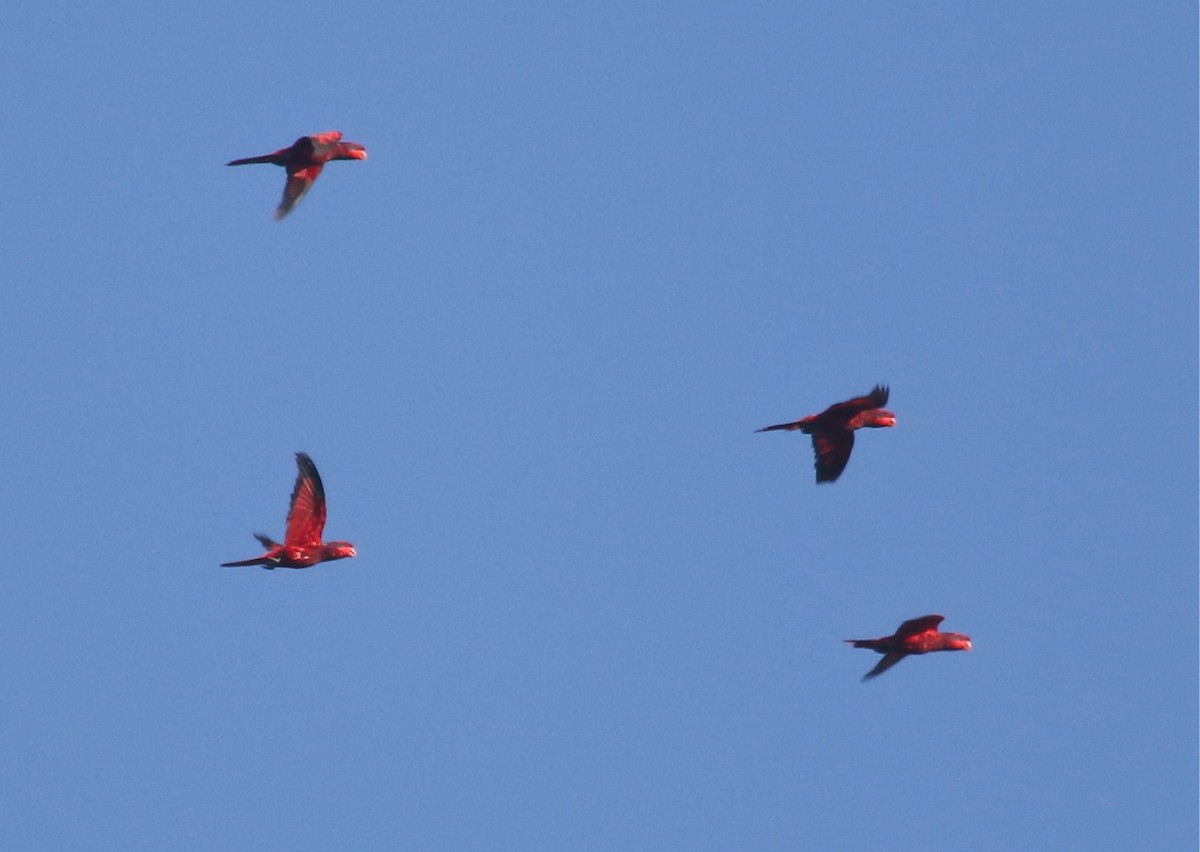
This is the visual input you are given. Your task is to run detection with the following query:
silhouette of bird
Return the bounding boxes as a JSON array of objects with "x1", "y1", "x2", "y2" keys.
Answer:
[
  {"x1": 227, "y1": 131, "x2": 367, "y2": 219},
  {"x1": 756, "y1": 384, "x2": 895, "y2": 483},
  {"x1": 222, "y1": 452, "x2": 357, "y2": 569},
  {"x1": 845, "y1": 614, "x2": 971, "y2": 681}
]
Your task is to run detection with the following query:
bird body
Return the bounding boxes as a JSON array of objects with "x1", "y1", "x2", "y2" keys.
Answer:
[
  {"x1": 757, "y1": 384, "x2": 895, "y2": 482},
  {"x1": 845, "y1": 614, "x2": 971, "y2": 680},
  {"x1": 222, "y1": 453, "x2": 356, "y2": 570},
  {"x1": 227, "y1": 131, "x2": 367, "y2": 219}
]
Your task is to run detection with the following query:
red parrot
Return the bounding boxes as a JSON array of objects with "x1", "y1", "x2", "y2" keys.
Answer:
[
  {"x1": 756, "y1": 384, "x2": 896, "y2": 483},
  {"x1": 845, "y1": 614, "x2": 972, "y2": 681},
  {"x1": 226, "y1": 131, "x2": 367, "y2": 219},
  {"x1": 222, "y1": 452, "x2": 357, "y2": 570}
]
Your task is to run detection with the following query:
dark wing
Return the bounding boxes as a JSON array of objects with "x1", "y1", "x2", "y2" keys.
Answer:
[
  {"x1": 895, "y1": 614, "x2": 944, "y2": 638},
  {"x1": 275, "y1": 164, "x2": 324, "y2": 219},
  {"x1": 863, "y1": 652, "x2": 906, "y2": 681},
  {"x1": 284, "y1": 452, "x2": 327, "y2": 547},
  {"x1": 812, "y1": 431, "x2": 854, "y2": 483},
  {"x1": 822, "y1": 385, "x2": 890, "y2": 419}
]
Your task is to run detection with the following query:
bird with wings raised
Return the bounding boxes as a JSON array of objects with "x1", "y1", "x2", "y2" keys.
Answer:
[{"x1": 222, "y1": 452, "x2": 357, "y2": 570}]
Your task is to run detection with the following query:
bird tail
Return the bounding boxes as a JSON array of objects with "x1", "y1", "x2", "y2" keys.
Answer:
[
  {"x1": 226, "y1": 154, "x2": 279, "y2": 166},
  {"x1": 755, "y1": 418, "x2": 810, "y2": 433},
  {"x1": 220, "y1": 556, "x2": 275, "y2": 568},
  {"x1": 254, "y1": 533, "x2": 280, "y2": 549},
  {"x1": 844, "y1": 638, "x2": 882, "y2": 650}
]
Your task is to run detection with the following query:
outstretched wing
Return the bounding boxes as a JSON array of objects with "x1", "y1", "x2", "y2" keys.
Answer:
[
  {"x1": 895, "y1": 614, "x2": 944, "y2": 638},
  {"x1": 276, "y1": 164, "x2": 324, "y2": 219},
  {"x1": 812, "y1": 431, "x2": 854, "y2": 483},
  {"x1": 823, "y1": 385, "x2": 890, "y2": 419},
  {"x1": 284, "y1": 452, "x2": 327, "y2": 547},
  {"x1": 863, "y1": 652, "x2": 906, "y2": 681}
]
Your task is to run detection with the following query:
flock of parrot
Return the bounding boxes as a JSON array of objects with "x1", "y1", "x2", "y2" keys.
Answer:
[{"x1": 223, "y1": 132, "x2": 972, "y2": 681}]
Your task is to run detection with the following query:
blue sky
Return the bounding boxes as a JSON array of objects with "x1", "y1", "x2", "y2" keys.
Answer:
[{"x1": 3, "y1": 2, "x2": 1196, "y2": 849}]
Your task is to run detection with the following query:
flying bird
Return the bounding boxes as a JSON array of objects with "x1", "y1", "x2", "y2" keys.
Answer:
[
  {"x1": 756, "y1": 384, "x2": 896, "y2": 483},
  {"x1": 222, "y1": 452, "x2": 357, "y2": 569},
  {"x1": 227, "y1": 131, "x2": 367, "y2": 219},
  {"x1": 845, "y1": 614, "x2": 972, "y2": 681}
]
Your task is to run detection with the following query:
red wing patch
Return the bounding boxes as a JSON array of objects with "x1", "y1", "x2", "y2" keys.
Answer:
[
  {"x1": 812, "y1": 431, "x2": 854, "y2": 483},
  {"x1": 895, "y1": 614, "x2": 944, "y2": 638},
  {"x1": 284, "y1": 453, "x2": 327, "y2": 547}
]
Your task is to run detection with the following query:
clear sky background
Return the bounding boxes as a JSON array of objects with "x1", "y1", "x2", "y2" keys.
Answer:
[{"x1": 2, "y1": 3, "x2": 1195, "y2": 850}]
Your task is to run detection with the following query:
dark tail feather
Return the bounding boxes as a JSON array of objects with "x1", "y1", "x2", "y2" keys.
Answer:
[
  {"x1": 227, "y1": 154, "x2": 279, "y2": 166},
  {"x1": 254, "y1": 533, "x2": 280, "y2": 549},
  {"x1": 845, "y1": 639, "x2": 880, "y2": 650},
  {"x1": 221, "y1": 556, "x2": 274, "y2": 568},
  {"x1": 755, "y1": 420, "x2": 804, "y2": 433}
]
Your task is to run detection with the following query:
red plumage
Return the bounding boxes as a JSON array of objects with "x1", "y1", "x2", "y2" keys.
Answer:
[
  {"x1": 222, "y1": 453, "x2": 357, "y2": 570},
  {"x1": 227, "y1": 131, "x2": 367, "y2": 219},
  {"x1": 845, "y1": 614, "x2": 972, "y2": 681},
  {"x1": 757, "y1": 384, "x2": 896, "y2": 483}
]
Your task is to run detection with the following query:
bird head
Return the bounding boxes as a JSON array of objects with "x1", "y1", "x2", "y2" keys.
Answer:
[
  {"x1": 943, "y1": 633, "x2": 972, "y2": 651},
  {"x1": 865, "y1": 409, "x2": 897, "y2": 428},
  {"x1": 325, "y1": 542, "x2": 358, "y2": 560}
]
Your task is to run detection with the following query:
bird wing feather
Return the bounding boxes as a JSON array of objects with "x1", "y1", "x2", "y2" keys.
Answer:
[
  {"x1": 812, "y1": 431, "x2": 854, "y2": 483},
  {"x1": 822, "y1": 385, "x2": 889, "y2": 419},
  {"x1": 895, "y1": 614, "x2": 944, "y2": 638},
  {"x1": 308, "y1": 131, "x2": 344, "y2": 146},
  {"x1": 863, "y1": 652, "x2": 906, "y2": 680},
  {"x1": 284, "y1": 453, "x2": 327, "y2": 547},
  {"x1": 275, "y1": 164, "x2": 324, "y2": 219}
]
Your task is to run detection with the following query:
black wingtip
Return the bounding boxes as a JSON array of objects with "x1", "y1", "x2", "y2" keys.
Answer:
[{"x1": 291, "y1": 452, "x2": 325, "y2": 501}]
